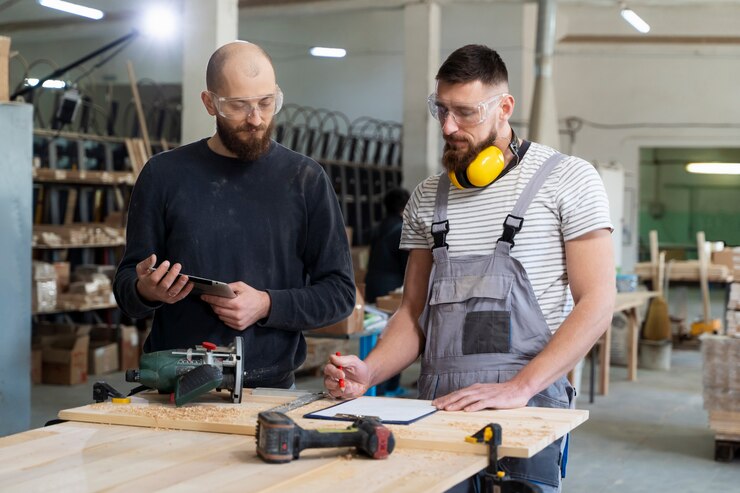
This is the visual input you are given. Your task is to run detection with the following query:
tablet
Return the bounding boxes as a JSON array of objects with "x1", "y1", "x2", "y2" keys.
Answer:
[{"x1": 148, "y1": 267, "x2": 237, "y2": 298}]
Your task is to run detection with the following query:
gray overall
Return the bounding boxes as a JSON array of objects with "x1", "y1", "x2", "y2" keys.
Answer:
[{"x1": 418, "y1": 153, "x2": 574, "y2": 491}]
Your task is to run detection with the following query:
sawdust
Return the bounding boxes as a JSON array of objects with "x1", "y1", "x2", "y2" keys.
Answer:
[{"x1": 90, "y1": 402, "x2": 254, "y2": 423}]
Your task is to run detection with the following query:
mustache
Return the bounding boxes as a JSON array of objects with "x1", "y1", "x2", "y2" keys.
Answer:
[{"x1": 236, "y1": 123, "x2": 267, "y2": 132}]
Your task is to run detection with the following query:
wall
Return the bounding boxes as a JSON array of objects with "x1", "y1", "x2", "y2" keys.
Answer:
[
  {"x1": 639, "y1": 147, "x2": 740, "y2": 253},
  {"x1": 555, "y1": 4, "x2": 740, "y2": 271}
]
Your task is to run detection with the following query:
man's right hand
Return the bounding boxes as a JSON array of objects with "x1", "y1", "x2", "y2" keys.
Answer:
[
  {"x1": 135, "y1": 254, "x2": 193, "y2": 304},
  {"x1": 323, "y1": 353, "x2": 371, "y2": 398}
]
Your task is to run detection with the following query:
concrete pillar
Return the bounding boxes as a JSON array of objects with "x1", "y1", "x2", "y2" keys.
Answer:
[
  {"x1": 181, "y1": 0, "x2": 238, "y2": 144},
  {"x1": 402, "y1": 2, "x2": 441, "y2": 191},
  {"x1": 528, "y1": 0, "x2": 560, "y2": 148},
  {"x1": 0, "y1": 103, "x2": 33, "y2": 436}
]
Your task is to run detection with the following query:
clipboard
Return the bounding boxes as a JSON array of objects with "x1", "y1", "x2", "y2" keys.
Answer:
[{"x1": 303, "y1": 396, "x2": 438, "y2": 425}]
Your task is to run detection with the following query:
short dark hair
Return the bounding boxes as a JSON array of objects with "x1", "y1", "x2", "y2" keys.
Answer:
[
  {"x1": 436, "y1": 44, "x2": 508, "y2": 87},
  {"x1": 384, "y1": 188, "x2": 410, "y2": 216}
]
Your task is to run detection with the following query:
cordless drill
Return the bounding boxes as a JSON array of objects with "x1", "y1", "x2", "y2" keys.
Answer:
[{"x1": 255, "y1": 411, "x2": 395, "y2": 463}]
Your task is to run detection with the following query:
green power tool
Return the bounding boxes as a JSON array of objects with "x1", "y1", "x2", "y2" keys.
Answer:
[{"x1": 125, "y1": 338, "x2": 244, "y2": 407}]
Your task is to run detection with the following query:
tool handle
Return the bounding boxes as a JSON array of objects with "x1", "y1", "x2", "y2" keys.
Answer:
[{"x1": 299, "y1": 429, "x2": 363, "y2": 453}]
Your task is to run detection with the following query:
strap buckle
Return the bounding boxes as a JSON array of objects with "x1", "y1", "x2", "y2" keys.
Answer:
[
  {"x1": 499, "y1": 214, "x2": 524, "y2": 246},
  {"x1": 431, "y1": 220, "x2": 450, "y2": 250}
]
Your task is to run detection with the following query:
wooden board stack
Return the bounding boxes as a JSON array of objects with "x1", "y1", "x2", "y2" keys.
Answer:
[
  {"x1": 701, "y1": 334, "x2": 740, "y2": 451},
  {"x1": 634, "y1": 260, "x2": 733, "y2": 284}
]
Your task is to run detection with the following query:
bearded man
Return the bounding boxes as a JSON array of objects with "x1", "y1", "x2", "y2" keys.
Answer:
[
  {"x1": 114, "y1": 41, "x2": 354, "y2": 389},
  {"x1": 324, "y1": 44, "x2": 615, "y2": 492}
]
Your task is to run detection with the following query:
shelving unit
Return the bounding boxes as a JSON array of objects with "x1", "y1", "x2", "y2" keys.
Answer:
[{"x1": 31, "y1": 130, "x2": 142, "y2": 383}]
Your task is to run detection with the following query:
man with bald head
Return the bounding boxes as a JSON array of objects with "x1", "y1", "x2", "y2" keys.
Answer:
[{"x1": 114, "y1": 41, "x2": 355, "y2": 389}]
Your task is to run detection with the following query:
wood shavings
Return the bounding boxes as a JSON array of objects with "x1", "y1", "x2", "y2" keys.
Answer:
[{"x1": 90, "y1": 402, "x2": 255, "y2": 424}]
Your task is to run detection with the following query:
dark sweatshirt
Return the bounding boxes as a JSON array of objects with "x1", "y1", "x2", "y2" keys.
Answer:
[{"x1": 113, "y1": 139, "x2": 355, "y2": 388}]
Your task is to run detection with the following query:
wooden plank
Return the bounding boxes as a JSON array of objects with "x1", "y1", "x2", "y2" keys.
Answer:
[
  {"x1": 58, "y1": 393, "x2": 588, "y2": 460},
  {"x1": 697, "y1": 231, "x2": 712, "y2": 323},
  {"x1": 0, "y1": 36, "x2": 9, "y2": 102},
  {"x1": 0, "y1": 421, "x2": 489, "y2": 493},
  {"x1": 33, "y1": 168, "x2": 136, "y2": 186},
  {"x1": 126, "y1": 61, "x2": 152, "y2": 157}
]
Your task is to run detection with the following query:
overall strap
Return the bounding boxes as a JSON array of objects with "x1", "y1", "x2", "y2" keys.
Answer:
[
  {"x1": 499, "y1": 152, "x2": 566, "y2": 246},
  {"x1": 431, "y1": 173, "x2": 451, "y2": 251}
]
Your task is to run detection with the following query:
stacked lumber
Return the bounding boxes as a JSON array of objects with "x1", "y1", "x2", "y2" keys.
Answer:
[
  {"x1": 635, "y1": 260, "x2": 733, "y2": 283},
  {"x1": 702, "y1": 335, "x2": 740, "y2": 438},
  {"x1": 33, "y1": 168, "x2": 136, "y2": 185},
  {"x1": 32, "y1": 223, "x2": 125, "y2": 247}
]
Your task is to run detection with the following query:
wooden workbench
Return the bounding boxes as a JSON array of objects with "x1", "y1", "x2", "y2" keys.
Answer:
[
  {"x1": 0, "y1": 393, "x2": 589, "y2": 492},
  {"x1": 578, "y1": 291, "x2": 659, "y2": 398}
]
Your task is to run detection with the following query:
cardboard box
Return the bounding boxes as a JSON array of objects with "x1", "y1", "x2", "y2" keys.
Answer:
[
  {"x1": 312, "y1": 288, "x2": 365, "y2": 336},
  {"x1": 376, "y1": 292, "x2": 403, "y2": 313},
  {"x1": 120, "y1": 325, "x2": 141, "y2": 370},
  {"x1": 712, "y1": 248, "x2": 740, "y2": 276},
  {"x1": 31, "y1": 348, "x2": 42, "y2": 385},
  {"x1": 89, "y1": 341, "x2": 119, "y2": 375},
  {"x1": 41, "y1": 330, "x2": 90, "y2": 385},
  {"x1": 53, "y1": 261, "x2": 71, "y2": 292}
]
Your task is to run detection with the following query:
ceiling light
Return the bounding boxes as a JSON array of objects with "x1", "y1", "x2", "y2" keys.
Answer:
[
  {"x1": 309, "y1": 47, "x2": 346, "y2": 58},
  {"x1": 620, "y1": 3, "x2": 650, "y2": 34},
  {"x1": 24, "y1": 78, "x2": 66, "y2": 89},
  {"x1": 142, "y1": 5, "x2": 178, "y2": 40},
  {"x1": 686, "y1": 162, "x2": 740, "y2": 175},
  {"x1": 38, "y1": 0, "x2": 104, "y2": 20}
]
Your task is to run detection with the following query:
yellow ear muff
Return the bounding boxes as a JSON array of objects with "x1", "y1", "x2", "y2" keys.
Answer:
[
  {"x1": 448, "y1": 171, "x2": 464, "y2": 189},
  {"x1": 466, "y1": 146, "x2": 505, "y2": 187}
]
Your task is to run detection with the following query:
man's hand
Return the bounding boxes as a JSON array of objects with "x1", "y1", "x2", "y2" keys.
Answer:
[
  {"x1": 135, "y1": 254, "x2": 193, "y2": 303},
  {"x1": 431, "y1": 381, "x2": 532, "y2": 412},
  {"x1": 201, "y1": 281, "x2": 270, "y2": 330},
  {"x1": 323, "y1": 353, "x2": 371, "y2": 398}
]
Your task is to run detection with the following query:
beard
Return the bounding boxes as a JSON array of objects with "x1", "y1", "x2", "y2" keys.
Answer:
[
  {"x1": 442, "y1": 131, "x2": 499, "y2": 174},
  {"x1": 217, "y1": 118, "x2": 274, "y2": 162}
]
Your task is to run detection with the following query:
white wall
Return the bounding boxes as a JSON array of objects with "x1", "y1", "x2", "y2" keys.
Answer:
[{"x1": 555, "y1": 4, "x2": 740, "y2": 271}]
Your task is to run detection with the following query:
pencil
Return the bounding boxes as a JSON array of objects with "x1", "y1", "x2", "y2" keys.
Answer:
[{"x1": 335, "y1": 351, "x2": 345, "y2": 391}]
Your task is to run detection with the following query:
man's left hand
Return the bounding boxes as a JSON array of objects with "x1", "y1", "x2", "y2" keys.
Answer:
[
  {"x1": 201, "y1": 281, "x2": 271, "y2": 330},
  {"x1": 431, "y1": 381, "x2": 531, "y2": 412}
]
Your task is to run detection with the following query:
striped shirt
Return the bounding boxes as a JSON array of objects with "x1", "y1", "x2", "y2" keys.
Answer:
[{"x1": 400, "y1": 141, "x2": 613, "y2": 333}]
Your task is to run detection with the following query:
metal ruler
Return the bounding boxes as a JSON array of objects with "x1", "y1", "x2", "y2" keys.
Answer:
[{"x1": 264, "y1": 391, "x2": 328, "y2": 414}]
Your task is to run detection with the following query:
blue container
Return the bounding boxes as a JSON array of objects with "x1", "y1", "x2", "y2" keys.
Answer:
[{"x1": 616, "y1": 274, "x2": 638, "y2": 293}]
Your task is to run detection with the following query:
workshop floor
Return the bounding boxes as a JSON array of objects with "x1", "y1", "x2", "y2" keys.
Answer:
[{"x1": 29, "y1": 347, "x2": 737, "y2": 492}]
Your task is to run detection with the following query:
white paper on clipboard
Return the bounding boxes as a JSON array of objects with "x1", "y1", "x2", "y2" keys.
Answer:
[{"x1": 303, "y1": 396, "x2": 437, "y2": 425}]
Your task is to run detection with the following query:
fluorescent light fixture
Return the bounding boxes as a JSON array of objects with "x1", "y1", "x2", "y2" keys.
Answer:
[
  {"x1": 38, "y1": 0, "x2": 104, "y2": 20},
  {"x1": 620, "y1": 5, "x2": 650, "y2": 34},
  {"x1": 142, "y1": 5, "x2": 178, "y2": 40},
  {"x1": 686, "y1": 162, "x2": 740, "y2": 175},
  {"x1": 25, "y1": 78, "x2": 66, "y2": 89},
  {"x1": 309, "y1": 47, "x2": 347, "y2": 58}
]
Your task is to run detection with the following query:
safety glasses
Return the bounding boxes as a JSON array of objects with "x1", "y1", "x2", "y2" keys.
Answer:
[
  {"x1": 208, "y1": 86, "x2": 284, "y2": 120},
  {"x1": 427, "y1": 92, "x2": 507, "y2": 127}
]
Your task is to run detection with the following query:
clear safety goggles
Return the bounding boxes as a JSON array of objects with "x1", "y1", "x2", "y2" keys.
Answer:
[
  {"x1": 208, "y1": 86, "x2": 284, "y2": 120},
  {"x1": 427, "y1": 92, "x2": 507, "y2": 127}
]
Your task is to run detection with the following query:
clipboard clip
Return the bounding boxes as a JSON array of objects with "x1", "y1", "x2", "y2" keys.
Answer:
[{"x1": 334, "y1": 413, "x2": 381, "y2": 421}]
